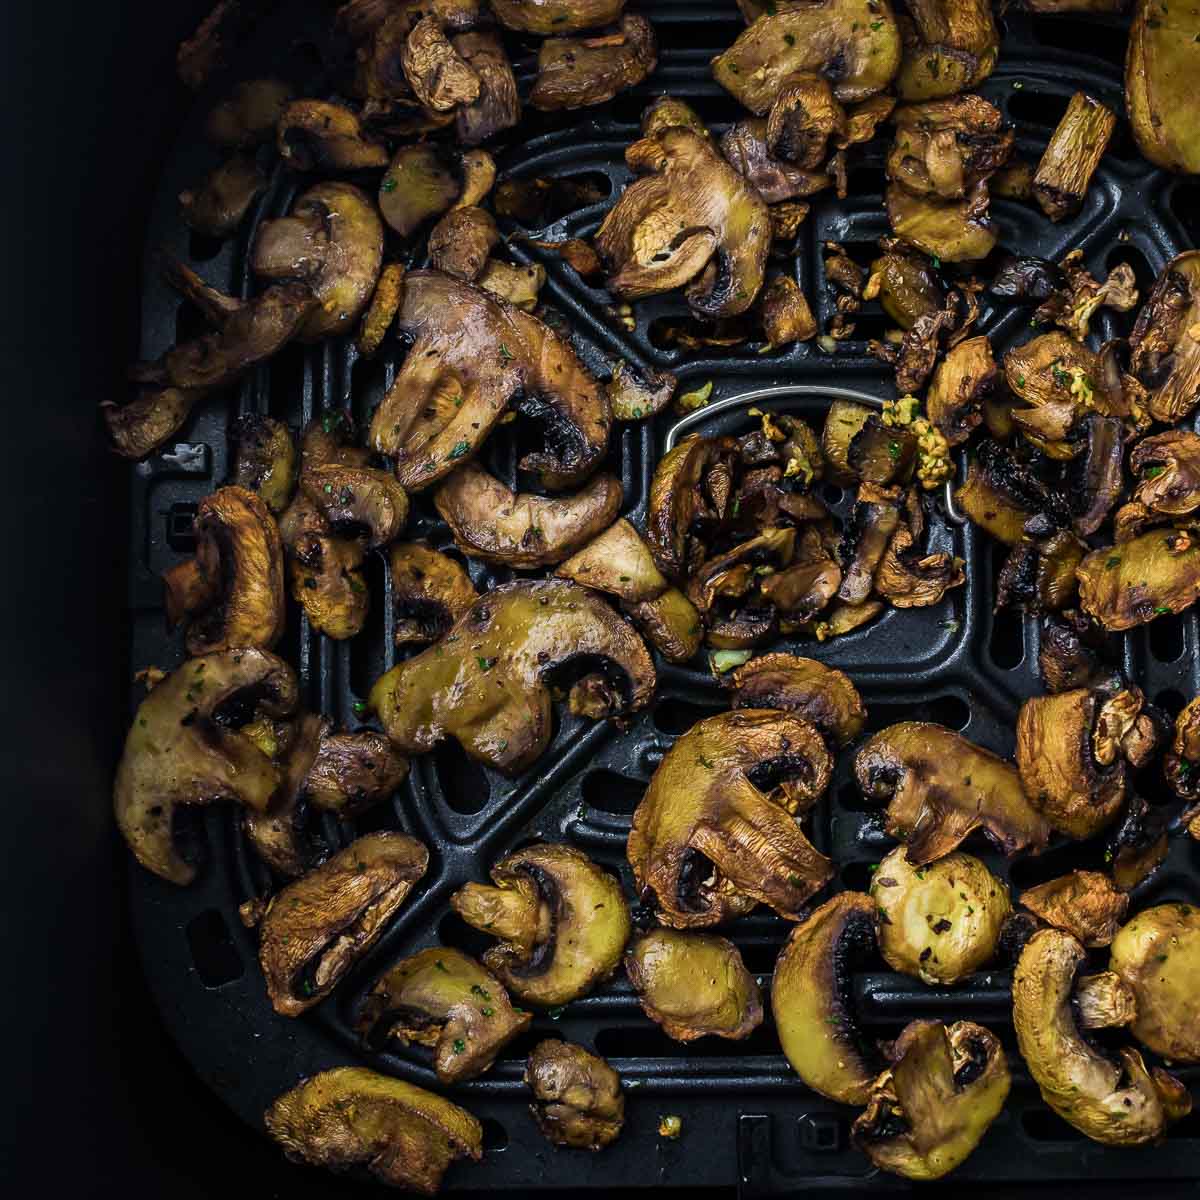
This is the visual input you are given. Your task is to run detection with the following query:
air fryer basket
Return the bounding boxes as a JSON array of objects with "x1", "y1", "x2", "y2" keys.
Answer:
[{"x1": 127, "y1": 3, "x2": 1200, "y2": 1191}]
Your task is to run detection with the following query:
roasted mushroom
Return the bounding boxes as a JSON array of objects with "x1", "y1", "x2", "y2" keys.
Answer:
[
  {"x1": 1115, "y1": 431, "x2": 1200, "y2": 541},
  {"x1": 1127, "y1": 0, "x2": 1200, "y2": 173},
  {"x1": 427, "y1": 207, "x2": 499, "y2": 282},
  {"x1": 895, "y1": 0, "x2": 999, "y2": 101},
  {"x1": 114, "y1": 649, "x2": 298, "y2": 885},
  {"x1": 856, "y1": 723, "x2": 1049, "y2": 864},
  {"x1": 205, "y1": 78, "x2": 294, "y2": 148},
  {"x1": 304, "y1": 728, "x2": 409, "y2": 816},
  {"x1": 283, "y1": 503, "x2": 370, "y2": 640},
  {"x1": 490, "y1": 0, "x2": 624, "y2": 35},
  {"x1": 871, "y1": 846, "x2": 1010, "y2": 986},
  {"x1": 300, "y1": 463, "x2": 409, "y2": 550},
  {"x1": 1033, "y1": 92, "x2": 1115, "y2": 222},
  {"x1": 886, "y1": 180, "x2": 998, "y2": 264},
  {"x1": 1039, "y1": 610, "x2": 1106, "y2": 693},
  {"x1": 606, "y1": 359, "x2": 677, "y2": 422},
  {"x1": 525, "y1": 1040, "x2": 624, "y2": 1151},
  {"x1": 377, "y1": 145, "x2": 490, "y2": 237},
  {"x1": 179, "y1": 153, "x2": 266, "y2": 239},
  {"x1": 1019, "y1": 870, "x2": 1129, "y2": 948},
  {"x1": 476, "y1": 258, "x2": 546, "y2": 310},
  {"x1": 764, "y1": 74, "x2": 845, "y2": 169},
  {"x1": 450, "y1": 843, "x2": 631, "y2": 1008},
  {"x1": 259, "y1": 832, "x2": 429, "y2": 1017},
  {"x1": 388, "y1": 541, "x2": 476, "y2": 647},
  {"x1": 994, "y1": 529, "x2": 1085, "y2": 614},
  {"x1": 853, "y1": 1020, "x2": 1009, "y2": 1181},
  {"x1": 530, "y1": 15, "x2": 656, "y2": 112},
  {"x1": 759, "y1": 275, "x2": 817, "y2": 348},
  {"x1": 401, "y1": 14, "x2": 481, "y2": 113},
  {"x1": 1165, "y1": 695, "x2": 1200, "y2": 803},
  {"x1": 1128, "y1": 252, "x2": 1200, "y2": 425},
  {"x1": 625, "y1": 928, "x2": 763, "y2": 1041},
  {"x1": 356, "y1": 262, "x2": 406, "y2": 358},
  {"x1": 453, "y1": 30, "x2": 521, "y2": 144},
  {"x1": 720, "y1": 118, "x2": 831, "y2": 205},
  {"x1": 1077, "y1": 526, "x2": 1200, "y2": 631},
  {"x1": 925, "y1": 336, "x2": 996, "y2": 448},
  {"x1": 1013, "y1": 928, "x2": 1190, "y2": 1145},
  {"x1": 229, "y1": 416, "x2": 296, "y2": 516},
  {"x1": 772, "y1": 891, "x2": 880, "y2": 1104},
  {"x1": 728, "y1": 653, "x2": 865, "y2": 748},
  {"x1": 863, "y1": 241, "x2": 944, "y2": 330},
  {"x1": 265, "y1": 1067, "x2": 482, "y2": 1194},
  {"x1": 628, "y1": 710, "x2": 834, "y2": 927},
  {"x1": 276, "y1": 100, "x2": 389, "y2": 172}
]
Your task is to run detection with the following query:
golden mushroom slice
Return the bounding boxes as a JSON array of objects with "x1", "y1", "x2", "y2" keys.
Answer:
[
  {"x1": 925, "y1": 336, "x2": 997, "y2": 448},
  {"x1": 401, "y1": 14, "x2": 480, "y2": 112},
  {"x1": 1019, "y1": 870, "x2": 1129, "y2": 949},
  {"x1": 356, "y1": 262, "x2": 406, "y2": 358},
  {"x1": 427, "y1": 207, "x2": 499, "y2": 282},
  {"x1": 895, "y1": 0, "x2": 999, "y2": 101},
  {"x1": 856, "y1": 723, "x2": 1050, "y2": 865},
  {"x1": 530, "y1": 15, "x2": 657, "y2": 112},
  {"x1": 259, "y1": 832, "x2": 429, "y2": 1017},
  {"x1": 356, "y1": 948, "x2": 531, "y2": 1083},
  {"x1": 490, "y1": 0, "x2": 624, "y2": 35},
  {"x1": 852, "y1": 1020, "x2": 1009, "y2": 1181},
  {"x1": 728, "y1": 653, "x2": 865, "y2": 748},
  {"x1": 265, "y1": 1066, "x2": 482, "y2": 1195},
  {"x1": 1127, "y1": 0, "x2": 1200, "y2": 173},
  {"x1": 1077, "y1": 525, "x2": 1200, "y2": 631},
  {"x1": 300, "y1": 464, "x2": 409, "y2": 550},
  {"x1": 378, "y1": 146, "x2": 495, "y2": 238},
  {"x1": 871, "y1": 846, "x2": 1010, "y2": 986},
  {"x1": 1074, "y1": 971, "x2": 1138, "y2": 1031},
  {"x1": 1165, "y1": 696, "x2": 1200, "y2": 805},
  {"x1": 452, "y1": 30, "x2": 521, "y2": 145},
  {"x1": 721, "y1": 118, "x2": 831, "y2": 206},
  {"x1": 526, "y1": 1039, "x2": 624, "y2": 1151},
  {"x1": 230, "y1": 416, "x2": 297, "y2": 515},
  {"x1": 276, "y1": 99, "x2": 389, "y2": 171},
  {"x1": 1110, "y1": 903, "x2": 1200, "y2": 1063},
  {"x1": 1116, "y1": 431, "x2": 1200, "y2": 541},
  {"x1": 1013, "y1": 928, "x2": 1191, "y2": 1146},
  {"x1": 629, "y1": 710, "x2": 834, "y2": 928},
  {"x1": 886, "y1": 181, "x2": 998, "y2": 264},
  {"x1": 772, "y1": 892, "x2": 880, "y2": 1105},
  {"x1": 1129, "y1": 252, "x2": 1200, "y2": 425},
  {"x1": 625, "y1": 928, "x2": 763, "y2": 1041},
  {"x1": 388, "y1": 541, "x2": 477, "y2": 647},
  {"x1": 450, "y1": 843, "x2": 631, "y2": 1008},
  {"x1": 476, "y1": 254, "x2": 545, "y2": 311},
  {"x1": 114, "y1": 649, "x2": 298, "y2": 885}
]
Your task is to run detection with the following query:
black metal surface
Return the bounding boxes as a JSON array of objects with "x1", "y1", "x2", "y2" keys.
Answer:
[{"x1": 123, "y1": 3, "x2": 1200, "y2": 1192}]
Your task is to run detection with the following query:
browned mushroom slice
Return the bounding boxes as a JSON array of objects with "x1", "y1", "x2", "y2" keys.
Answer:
[
  {"x1": 179, "y1": 153, "x2": 266, "y2": 239},
  {"x1": 886, "y1": 181, "x2": 998, "y2": 264},
  {"x1": 103, "y1": 385, "x2": 209, "y2": 461},
  {"x1": 994, "y1": 529, "x2": 1083, "y2": 614},
  {"x1": 1038, "y1": 611, "x2": 1103, "y2": 694},
  {"x1": 401, "y1": 14, "x2": 480, "y2": 112},
  {"x1": 1032, "y1": 250, "x2": 1140, "y2": 342},
  {"x1": 926, "y1": 336, "x2": 996, "y2": 447},
  {"x1": 205, "y1": 77, "x2": 294, "y2": 147},
  {"x1": 1077, "y1": 526, "x2": 1200, "y2": 631},
  {"x1": 388, "y1": 541, "x2": 476, "y2": 647},
  {"x1": 259, "y1": 832, "x2": 429, "y2": 1017},
  {"x1": 1128, "y1": 252, "x2": 1200, "y2": 425},
  {"x1": 595, "y1": 127, "x2": 771, "y2": 319},
  {"x1": 628, "y1": 710, "x2": 834, "y2": 927},
  {"x1": 606, "y1": 359, "x2": 676, "y2": 421},
  {"x1": 760, "y1": 275, "x2": 817, "y2": 348},
  {"x1": 229, "y1": 416, "x2": 296, "y2": 515},
  {"x1": 1127, "y1": 3, "x2": 1200, "y2": 173},
  {"x1": 530, "y1": 15, "x2": 656, "y2": 112},
  {"x1": 1033, "y1": 91, "x2": 1115, "y2": 222},
  {"x1": 1020, "y1": 871, "x2": 1129, "y2": 949},
  {"x1": 356, "y1": 262, "x2": 406, "y2": 358},
  {"x1": 1068, "y1": 414, "x2": 1124, "y2": 540},
  {"x1": 477, "y1": 258, "x2": 546, "y2": 310},
  {"x1": 888, "y1": 95, "x2": 1012, "y2": 200},
  {"x1": 1115, "y1": 430, "x2": 1200, "y2": 541},
  {"x1": 720, "y1": 118, "x2": 831, "y2": 205},
  {"x1": 687, "y1": 527, "x2": 797, "y2": 615},
  {"x1": 875, "y1": 514, "x2": 966, "y2": 609},
  {"x1": 300, "y1": 464, "x2": 408, "y2": 550},
  {"x1": 764, "y1": 74, "x2": 845, "y2": 169},
  {"x1": 526, "y1": 1040, "x2": 624, "y2": 1151},
  {"x1": 864, "y1": 242, "x2": 944, "y2": 330},
  {"x1": 1165, "y1": 696, "x2": 1200, "y2": 802},
  {"x1": 304, "y1": 728, "x2": 408, "y2": 817},
  {"x1": 265, "y1": 1066, "x2": 482, "y2": 1193},
  {"x1": 276, "y1": 100, "x2": 389, "y2": 171},
  {"x1": 953, "y1": 451, "x2": 1036, "y2": 545},
  {"x1": 490, "y1": 0, "x2": 624, "y2": 34},
  {"x1": 856, "y1": 722, "x2": 1050, "y2": 864},
  {"x1": 377, "y1": 145, "x2": 494, "y2": 238},
  {"x1": 435, "y1": 465, "x2": 621, "y2": 569},
  {"x1": 838, "y1": 483, "x2": 902, "y2": 604},
  {"x1": 114, "y1": 649, "x2": 298, "y2": 885},
  {"x1": 729, "y1": 653, "x2": 865, "y2": 748},
  {"x1": 895, "y1": 0, "x2": 999, "y2": 102},
  {"x1": 451, "y1": 30, "x2": 521, "y2": 144},
  {"x1": 369, "y1": 579, "x2": 654, "y2": 774},
  {"x1": 427, "y1": 206, "x2": 499, "y2": 281},
  {"x1": 287, "y1": 526, "x2": 370, "y2": 641}
]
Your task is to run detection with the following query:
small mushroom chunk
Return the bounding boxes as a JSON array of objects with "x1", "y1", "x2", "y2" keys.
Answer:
[
  {"x1": 628, "y1": 710, "x2": 834, "y2": 927},
  {"x1": 1129, "y1": 252, "x2": 1200, "y2": 425},
  {"x1": 427, "y1": 207, "x2": 499, "y2": 282},
  {"x1": 595, "y1": 127, "x2": 771, "y2": 319},
  {"x1": 477, "y1": 258, "x2": 546, "y2": 310},
  {"x1": 230, "y1": 416, "x2": 297, "y2": 514},
  {"x1": 356, "y1": 948, "x2": 531, "y2": 1082},
  {"x1": 304, "y1": 729, "x2": 409, "y2": 817},
  {"x1": 205, "y1": 78, "x2": 294, "y2": 147},
  {"x1": 300, "y1": 464, "x2": 409, "y2": 550},
  {"x1": 265, "y1": 1067, "x2": 482, "y2": 1195},
  {"x1": 356, "y1": 262, "x2": 406, "y2": 358},
  {"x1": 388, "y1": 541, "x2": 476, "y2": 647},
  {"x1": 871, "y1": 847, "x2": 1010, "y2": 986},
  {"x1": 772, "y1": 892, "x2": 881, "y2": 1104},
  {"x1": 1165, "y1": 696, "x2": 1200, "y2": 803},
  {"x1": 994, "y1": 529, "x2": 1085, "y2": 614},
  {"x1": 1013, "y1": 928, "x2": 1190, "y2": 1146},
  {"x1": 114, "y1": 649, "x2": 298, "y2": 884},
  {"x1": 450, "y1": 843, "x2": 631, "y2": 1008},
  {"x1": 276, "y1": 100, "x2": 389, "y2": 171},
  {"x1": 863, "y1": 242, "x2": 944, "y2": 330},
  {"x1": 490, "y1": 0, "x2": 624, "y2": 35},
  {"x1": 729, "y1": 653, "x2": 865, "y2": 748},
  {"x1": 285, "y1": 520, "x2": 370, "y2": 640},
  {"x1": 1110, "y1": 903, "x2": 1200, "y2": 1062},
  {"x1": 926, "y1": 336, "x2": 996, "y2": 448},
  {"x1": 378, "y1": 145, "x2": 486, "y2": 238},
  {"x1": 1116, "y1": 431, "x2": 1200, "y2": 541},
  {"x1": 1033, "y1": 91, "x2": 1116, "y2": 222},
  {"x1": 1020, "y1": 870, "x2": 1129, "y2": 949},
  {"x1": 625, "y1": 928, "x2": 763, "y2": 1041},
  {"x1": 369, "y1": 580, "x2": 655, "y2": 774},
  {"x1": 1127, "y1": 1, "x2": 1200, "y2": 173},
  {"x1": 606, "y1": 359, "x2": 676, "y2": 421},
  {"x1": 401, "y1": 15, "x2": 480, "y2": 112},
  {"x1": 838, "y1": 483, "x2": 902, "y2": 604},
  {"x1": 759, "y1": 275, "x2": 817, "y2": 348},
  {"x1": 853, "y1": 1020, "x2": 1009, "y2": 1182},
  {"x1": 453, "y1": 30, "x2": 521, "y2": 144},
  {"x1": 952, "y1": 445, "x2": 1040, "y2": 545},
  {"x1": 526, "y1": 1040, "x2": 624, "y2": 1151},
  {"x1": 1039, "y1": 611, "x2": 1104, "y2": 693},
  {"x1": 259, "y1": 832, "x2": 429, "y2": 1017},
  {"x1": 179, "y1": 153, "x2": 266, "y2": 239},
  {"x1": 721, "y1": 119, "x2": 831, "y2": 206},
  {"x1": 1077, "y1": 526, "x2": 1200, "y2": 631},
  {"x1": 856, "y1": 723, "x2": 1050, "y2": 865},
  {"x1": 895, "y1": 0, "x2": 999, "y2": 102},
  {"x1": 531, "y1": 15, "x2": 657, "y2": 112},
  {"x1": 886, "y1": 180, "x2": 997, "y2": 264}
]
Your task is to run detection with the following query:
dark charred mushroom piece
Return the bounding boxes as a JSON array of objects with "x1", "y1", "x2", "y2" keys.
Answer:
[
  {"x1": 453, "y1": 30, "x2": 521, "y2": 144},
  {"x1": 721, "y1": 118, "x2": 831, "y2": 205},
  {"x1": 1019, "y1": 871, "x2": 1128, "y2": 948},
  {"x1": 1108, "y1": 793, "x2": 1172, "y2": 889},
  {"x1": 1116, "y1": 430, "x2": 1200, "y2": 541},
  {"x1": 276, "y1": 100, "x2": 390, "y2": 172},
  {"x1": 305, "y1": 728, "x2": 409, "y2": 818},
  {"x1": 765, "y1": 74, "x2": 845, "y2": 169},
  {"x1": 1039, "y1": 611, "x2": 1106, "y2": 693},
  {"x1": 838, "y1": 483, "x2": 902, "y2": 604},
  {"x1": 179, "y1": 153, "x2": 266, "y2": 239},
  {"x1": 530, "y1": 15, "x2": 657, "y2": 112},
  {"x1": 1033, "y1": 91, "x2": 1116, "y2": 222},
  {"x1": 994, "y1": 530, "x2": 1084, "y2": 614},
  {"x1": 729, "y1": 653, "x2": 866, "y2": 748},
  {"x1": 926, "y1": 335, "x2": 996, "y2": 447},
  {"x1": 525, "y1": 1040, "x2": 624, "y2": 1151},
  {"x1": 888, "y1": 96, "x2": 1013, "y2": 200},
  {"x1": 1127, "y1": 3, "x2": 1200, "y2": 174},
  {"x1": 1129, "y1": 253, "x2": 1200, "y2": 425}
]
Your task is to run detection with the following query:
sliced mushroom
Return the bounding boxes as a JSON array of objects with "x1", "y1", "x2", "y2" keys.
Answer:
[
  {"x1": 1127, "y1": 1, "x2": 1200, "y2": 173},
  {"x1": 1013, "y1": 928, "x2": 1190, "y2": 1145},
  {"x1": 953, "y1": 446, "x2": 1040, "y2": 545},
  {"x1": 305, "y1": 728, "x2": 409, "y2": 817},
  {"x1": 388, "y1": 541, "x2": 476, "y2": 647},
  {"x1": 369, "y1": 579, "x2": 654, "y2": 774},
  {"x1": 379, "y1": 145, "x2": 485, "y2": 237},
  {"x1": 450, "y1": 843, "x2": 631, "y2": 1007},
  {"x1": 1075, "y1": 971, "x2": 1138, "y2": 1030},
  {"x1": 1033, "y1": 91, "x2": 1116, "y2": 222},
  {"x1": 276, "y1": 100, "x2": 389, "y2": 172},
  {"x1": 356, "y1": 262, "x2": 406, "y2": 358},
  {"x1": 888, "y1": 95, "x2": 1012, "y2": 201},
  {"x1": 886, "y1": 181, "x2": 997, "y2": 263},
  {"x1": 230, "y1": 416, "x2": 297, "y2": 515},
  {"x1": 838, "y1": 482, "x2": 902, "y2": 604},
  {"x1": 477, "y1": 258, "x2": 546, "y2": 310},
  {"x1": 871, "y1": 846, "x2": 1010, "y2": 986},
  {"x1": 530, "y1": 15, "x2": 657, "y2": 112},
  {"x1": 1019, "y1": 870, "x2": 1129, "y2": 948},
  {"x1": 1077, "y1": 525, "x2": 1200, "y2": 631},
  {"x1": 1039, "y1": 610, "x2": 1105, "y2": 694},
  {"x1": 856, "y1": 722, "x2": 1050, "y2": 864},
  {"x1": 1128, "y1": 252, "x2": 1200, "y2": 425},
  {"x1": 926, "y1": 336, "x2": 996, "y2": 448},
  {"x1": 994, "y1": 530, "x2": 1084, "y2": 614},
  {"x1": 286, "y1": 521, "x2": 370, "y2": 640},
  {"x1": 102, "y1": 385, "x2": 208, "y2": 461},
  {"x1": 628, "y1": 710, "x2": 834, "y2": 927},
  {"x1": 427, "y1": 206, "x2": 499, "y2": 281},
  {"x1": 179, "y1": 153, "x2": 266, "y2": 239},
  {"x1": 764, "y1": 73, "x2": 845, "y2": 169},
  {"x1": 720, "y1": 118, "x2": 831, "y2": 205},
  {"x1": 625, "y1": 928, "x2": 763, "y2": 1041},
  {"x1": 895, "y1": 0, "x2": 999, "y2": 101},
  {"x1": 1116, "y1": 430, "x2": 1200, "y2": 541},
  {"x1": 299, "y1": 463, "x2": 408, "y2": 550},
  {"x1": 1165, "y1": 696, "x2": 1200, "y2": 802},
  {"x1": 525, "y1": 1039, "x2": 624, "y2": 1151},
  {"x1": 729, "y1": 653, "x2": 865, "y2": 748},
  {"x1": 259, "y1": 832, "x2": 429, "y2": 1017},
  {"x1": 759, "y1": 275, "x2": 817, "y2": 348},
  {"x1": 401, "y1": 14, "x2": 480, "y2": 113},
  {"x1": 606, "y1": 359, "x2": 676, "y2": 421},
  {"x1": 772, "y1": 891, "x2": 881, "y2": 1104},
  {"x1": 205, "y1": 78, "x2": 294, "y2": 148},
  {"x1": 265, "y1": 1067, "x2": 482, "y2": 1194},
  {"x1": 453, "y1": 30, "x2": 521, "y2": 144},
  {"x1": 114, "y1": 649, "x2": 298, "y2": 885},
  {"x1": 490, "y1": 0, "x2": 624, "y2": 35},
  {"x1": 852, "y1": 1020, "x2": 1009, "y2": 1182},
  {"x1": 864, "y1": 241, "x2": 944, "y2": 330}
]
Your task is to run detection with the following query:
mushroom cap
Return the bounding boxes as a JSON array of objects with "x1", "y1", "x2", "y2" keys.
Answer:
[
  {"x1": 530, "y1": 15, "x2": 658, "y2": 113},
  {"x1": 1019, "y1": 870, "x2": 1128, "y2": 948},
  {"x1": 728, "y1": 653, "x2": 866, "y2": 748},
  {"x1": 525, "y1": 1039, "x2": 625, "y2": 1150},
  {"x1": 1127, "y1": 3, "x2": 1200, "y2": 174},
  {"x1": 489, "y1": 0, "x2": 624, "y2": 35}
]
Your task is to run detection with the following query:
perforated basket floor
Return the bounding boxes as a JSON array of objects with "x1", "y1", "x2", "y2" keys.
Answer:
[{"x1": 127, "y1": 3, "x2": 1200, "y2": 1192}]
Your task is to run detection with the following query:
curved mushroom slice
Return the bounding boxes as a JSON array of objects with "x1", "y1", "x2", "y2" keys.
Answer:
[
  {"x1": 606, "y1": 359, "x2": 676, "y2": 422},
  {"x1": 288, "y1": 525, "x2": 370, "y2": 641},
  {"x1": 1111, "y1": 903, "x2": 1200, "y2": 1063},
  {"x1": 276, "y1": 100, "x2": 389, "y2": 172},
  {"x1": 895, "y1": 0, "x2": 998, "y2": 101},
  {"x1": 729, "y1": 653, "x2": 865, "y2": 748},
  {"x1": 871, "y1": 847, "x2": 1010, "y2": 986},
  {"x1": 1020, "y1": 871, "x2": 1128, "y2": 949},
  {"x1": 994, "y1": 530, "x2": 1084, "y2": 614},
  {"x1": 720, "y1": 118, "x2": 831, "y2": 205},
  {"x1": 477, "y1": 254, "x2": 545, "y2": 311},
  {"x1": 453, "y1": 30, "x2": 521, "y2": 144},
  {"x1": 764, "y1": 74, "x2": 845, "y2": 169},
  {"x1": 953, "y1": 444, "x2": 1043, "y2": 545},
  {"x1": 856, "y1": 723, "x2": 1050, "y2": 864},
  {"x1": 838, "y1": 483, "x2": 902, "y2": 604},
  {"x1": 103, "y1": 385, "x2": 208, "y2": 461},
  {"x1": 300, "y1": 464, "x2": 408, "y2": 550},
  {"x1": 760, "y1": 275, "x2": 817, "y2": 348},
  {"x1": 1078, "y1": 527, "x2": 1200, "y2": 631},
  {"x1": 401, "y1": 14, "x2": 480, "y2": 112},
  {"x1": 1033, "y1": 91, "x2": 1115, "y2": 222},
  {"x1": 162, "y1": 485, "x2": 285, "y2": 655},
  {"x1": 265, "y1": 1066, "x2": 482, "y2": 1194},
  {"x1": 1165, "y1": 696, "x2": 1200, "y2": 803},
  {"x1": 179, "y1": 153, "x2": 266, "y2": 239},
  {"x1": 531, "y1": 15, "x2": 656, "y2": 112},
  {"x1": 713, "y1": 0, "x2": 901, "y2": 112},
  {"x1": 595, "y1": 127, "x2": 770, "y2": 319},
  {"x1": 625, "y1": 928, "x2": 763, "y2": 1041},
  {"x1": 490, "y1": 0, "x2": 624, "y2": 34},
  {"x1": 1129, "y1": 252, "x2": 1200, "y2": 425},
  {"x1": 428, "y1": 207, "x2": 499, "y2": 282},
  {"x1": 852, "y1": 1020, "x2": 1009, "y2": 1182},
  {"x1": 369, "y1": 579, "x2": 655, "y2": 774},
  {"x1": 687, "y1": 527, "x2": 797, "y2": 618},
  {"x1": 1127, "y1": 2, "x2": 1200, "y2": 173},
  {"x1": 526, "y1": 1040, "x2": 624, "y2": 1151},
  {"x1": 252, "y1": 182, "x2": 384, "y2": 341},
  {"x1": 388, "y1": 541, "x2": 476, "y2": 647},
  {"x1": 628, "y1": 710, "x2": 834, "y2": 927},
  {"x1": 450, "y1": 843, "x2": 631, "y2": 1007},
  {"x1": 926, "y1": 336, "x2": 996, "y2": 448},
  {"x1": 304, "y1": 729, "x2": 409, "y2": 817},
  {"x1": 435, "y1": 465, "x2": 622, "y2": 569},
  {"x1": 864, "y1": 242, "x2": 943, "y2": 330},
  {"x1": 357, "y1": 262, "x2": 406, "y2": 358},
  {"x1": 205, "y1": 78, "x2": 294, "y2": 148},
  {"x1": 230, "y1": 416, "x2": 297, "y2": 514},
  {"x1": 378, "y1": 145, "x2": 491, "y2": 237},
  {"x1": 259, "y1": 832, "x2": 429, "y2": 1017},
  {"x1": 888, "y1": 96, "x2": 1012, "y2": 200},
  {"x1": 114, "y1": 649, "x2": 298, "y2": 885},
  {"x1": 772, "y1": 892, "x2": 881, "y2": 1104},
  {"x1": 356, "y1": 948, "x2": 531, "y2": 1083},
  {"x1": 1116, "y1": 430, "x2": 1200, "y2": 541},
  {"x1": 1013, "y1": 928, "x2": 1190, "y2": 1146},
  {"x1": 886, "y1": 180, "x2": 997, "y2": 264}
]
